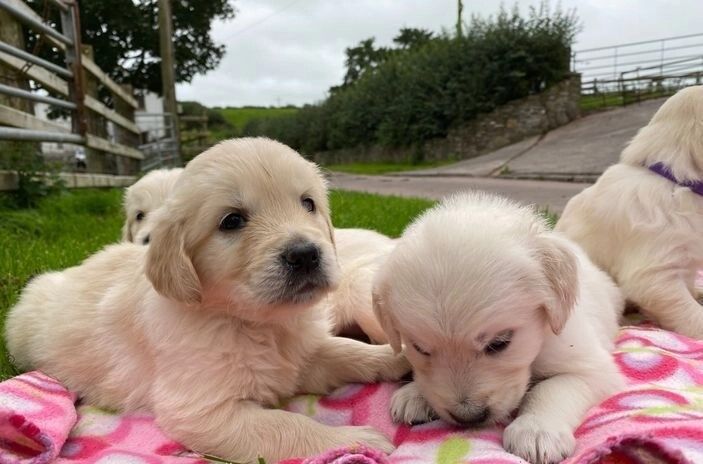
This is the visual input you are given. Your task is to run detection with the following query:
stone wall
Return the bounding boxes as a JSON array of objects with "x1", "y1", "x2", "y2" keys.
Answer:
[{"x1": 312, "y1": 74, "x2": 581, "y2": 165}]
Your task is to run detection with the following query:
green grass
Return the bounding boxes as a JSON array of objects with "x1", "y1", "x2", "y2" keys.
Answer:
[
  {"x1": 0, "y1": 188, "x2": 434, "y2": 379},
  {"x1": 579, "y1": 93, "x2": 625, "y2": 112},
  {"x1": 579, "y1": 89, "x2": 674, "y2": 113},
  {"x1": 324, "y1": 160, "x2": 455, "y2": 175},
  {"x1": 217, "y1": 106, "x2": 298, "y2": 131},
  {"x1": 330, "y1": 190, "x2": 435, "y2": 237},
  {"x1": 0, "y1": 189, "x2": 125, "y2": 379}
]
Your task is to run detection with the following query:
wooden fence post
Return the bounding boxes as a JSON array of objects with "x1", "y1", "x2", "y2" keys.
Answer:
[
  {"x1": 80, "y1": 44, "x2": 107, "y2": 173},
  {"x1": 0, "y1": 9, "x2": 32, "y2": 113},
  {"x1": 114, "y1": 83, "x2": 139, "y2": 175}
]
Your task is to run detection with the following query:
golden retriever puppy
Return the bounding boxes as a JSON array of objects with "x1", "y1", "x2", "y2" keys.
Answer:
[
  {"x1": 556, "y1": 86, "x2": 703, "y2": 339},
  {"x1": 331, "y1": 228, "x2": 395, "y2": 343},
  {"x1": 122, "y1": 167, "x2": 183, "y2": 244},
  {"x1": 5, "y1": 138, "x2": 409, "y2": 463},
  {"x1": 373, "y1": 192, "x2": 624, "y2": 464},
  {"x1": 122, "y1": 167, "x2": 392, "y2": 343}
]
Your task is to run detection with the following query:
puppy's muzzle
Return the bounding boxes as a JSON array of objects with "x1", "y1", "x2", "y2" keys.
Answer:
[
  {"x1": 281, "y1": 242, "x2": 320, "y2": 274},
  {"x1": 449, "y1": 402, "x2": 490, "y2": 427}
]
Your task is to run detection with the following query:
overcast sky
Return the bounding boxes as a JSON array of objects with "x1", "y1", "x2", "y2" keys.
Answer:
[{"x1": 175, "y1": 0, "x2": 703, "y2": 107}]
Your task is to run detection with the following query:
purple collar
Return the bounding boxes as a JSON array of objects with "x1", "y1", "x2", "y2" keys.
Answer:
[{"x1": 648, "y1": 162, "x2": 703, "y2": 196}]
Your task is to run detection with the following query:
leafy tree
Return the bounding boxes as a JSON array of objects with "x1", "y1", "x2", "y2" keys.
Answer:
[
  {"x1": 340, "y1": 38, "x2": 389, "y2": 87},
  {"x1": 246, "y1": 2, "x2": 579, "y2": 156},
  {"x1": 392, "y1": 27, "x2": 434, "y2": 49},
  {"x1": 25, "y1": 0, "x2": 235, "y2": 94},
  {"x1": 337, "y1": 28, "x2": 434, "y2": 89}
]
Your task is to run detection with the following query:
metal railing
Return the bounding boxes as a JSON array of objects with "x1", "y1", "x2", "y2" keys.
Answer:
[
  {"x1": 573, "y1": 33, "x2": 703, "y2": 97},
  {"x1": 135, "y1": 112, "x2": 179, "y2": 171},
  {"x1": 0, "y1": 0, "x2": 145, "y2": 183}
]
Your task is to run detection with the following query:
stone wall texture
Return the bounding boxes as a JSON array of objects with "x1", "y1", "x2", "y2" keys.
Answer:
[{"x1": 312, "y1": 73, "x2": 581, "y2": 165}]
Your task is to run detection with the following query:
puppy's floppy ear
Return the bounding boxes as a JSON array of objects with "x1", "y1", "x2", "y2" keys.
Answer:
[
  {"x1": 325, "y1": 214, "x2": 335, "y2": 247},
  {"x1": 372, "y1": 275, "x2": 402, "y2": 353},
  {"x1": 121, "y1": 189, "x2": 133, "y2": 242},
  {"x1": 536, "y1": 234, "x2": 579, "y2": 335},
  {"x1": 145, "y1": 210, "x2": 201, "y2": 304},
  {"x1": 121, "y1": 220, "x2": 133, "y2": 242}
]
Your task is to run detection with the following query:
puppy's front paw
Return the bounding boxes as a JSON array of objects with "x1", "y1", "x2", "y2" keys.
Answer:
[
  {"x1": 375, "y1": 345, "x2": 411, "y2": 382},
  {"x1": 503, "y1": 413, "x2": 575, "y2": 464},
  {"x1": 336, "y1": 425, "x2": 395, "y2": 454},
  {"x1": 391, "y1": 383, "x2": 436, "y2": 425}
]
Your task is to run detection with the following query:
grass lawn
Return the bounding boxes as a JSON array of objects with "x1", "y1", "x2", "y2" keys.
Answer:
[
  {"x1": 0, "y1": 188, "x2": 434, "y2": 379},
  {"x1": 324, "y1": 160, "x2": 455, "y2": 175},
  {"x1": 217, "y1": 106, "x2": 298, "y2": 131},
  {"x1": 579, "y1": 90, "x2": 673, "y2": 113}
]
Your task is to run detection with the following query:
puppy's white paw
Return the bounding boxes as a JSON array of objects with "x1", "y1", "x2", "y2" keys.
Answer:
[
  {"x1": 376, "y1": 346, "x2": 411, "y2": 382},
  {"x1": 336, "y1": 425, "x2": 395, "y2": 454},
  {"x1": 503, "y1": 414, "x2": 575, "y2": 464},
  {"x1": 391, "y1": 383, "x2": 436, "y2": 425}
]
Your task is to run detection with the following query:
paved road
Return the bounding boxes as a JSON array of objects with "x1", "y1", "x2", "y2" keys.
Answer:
[
  {"x1": 329, "y1": 172, "x2": 591, "y2": 213},
  {"x1": 329, "y1": 98, "x2": 670, "y2": 211},
  {"x1": 402, "y1": 97, "x2": 666, "y2": 182}
]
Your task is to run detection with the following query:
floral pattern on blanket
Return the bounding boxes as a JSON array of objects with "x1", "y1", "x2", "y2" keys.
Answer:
[{"x1": 4, "y1": 325, "x2": 703, "y2": 464}]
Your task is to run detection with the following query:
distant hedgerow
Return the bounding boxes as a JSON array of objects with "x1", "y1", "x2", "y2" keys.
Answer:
[{"x1": 244, "y1": 2, "x2": 579, "y2": 157}]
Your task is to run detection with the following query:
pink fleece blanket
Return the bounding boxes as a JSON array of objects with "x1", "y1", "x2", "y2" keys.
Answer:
[{"x1": 3, "y1": 326, "x2": 703, "y2": 464}]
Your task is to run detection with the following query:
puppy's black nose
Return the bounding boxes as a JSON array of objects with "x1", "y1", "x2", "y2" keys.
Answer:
[
  {"x1": 450, "y1": 407, "x2": 489, "y2": 427},
  {"x1": 282, "y1": 242, "x2": 320, "y2": 273},
  {"x1": 142, "y1": 235, "x2": 150, "y2": 245}
]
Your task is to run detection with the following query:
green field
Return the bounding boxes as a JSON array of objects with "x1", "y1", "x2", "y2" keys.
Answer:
[
  {"x1": 324, "y1": 160, "x2": 456, "y2": 176},
  {"x1": 0, "y1": 188, "x2": 434, "y2": 379},
  {"x1": 216, "y1": 106, "x2": 298, "y2": 131}
]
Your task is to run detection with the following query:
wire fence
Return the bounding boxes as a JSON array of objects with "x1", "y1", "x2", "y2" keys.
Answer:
[{"x1": 572, "y1": 33, "x2": 703, "y2": 103}]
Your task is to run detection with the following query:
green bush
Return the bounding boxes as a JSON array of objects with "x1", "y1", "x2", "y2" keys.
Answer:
[
  {"x1": 243, "y1": 3, "x2": 578, "y2": 157},
  {"x1": 0, "y1": 141, "x2": 65, "y2": 209}
]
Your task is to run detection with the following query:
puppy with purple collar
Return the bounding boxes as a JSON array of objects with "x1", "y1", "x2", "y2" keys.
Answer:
[{"x1": 557, "y1": 85, "x2": 703, "y2": 339}]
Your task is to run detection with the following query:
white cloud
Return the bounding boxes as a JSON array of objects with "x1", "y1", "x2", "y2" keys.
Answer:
[{"x1": 176, "y1": 0, "x2": 703, "y2": 107}]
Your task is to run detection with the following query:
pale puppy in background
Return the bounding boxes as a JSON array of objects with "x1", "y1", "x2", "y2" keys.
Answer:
[
  {"x1": 556, "y1": 86, "x2": 703, "y2": 338},
  {"x1": 122, "y1": 167, "x2": 183, "y2": 244},
  {"x1": 332, "y1": 228, "x2": 395, "y2": 343},
  {"x1": 373, "y1": 192, "x2": 624, "y2": 464},
  {"x1": 5, "y1": 138, "x2": 409, "y2": 463}
]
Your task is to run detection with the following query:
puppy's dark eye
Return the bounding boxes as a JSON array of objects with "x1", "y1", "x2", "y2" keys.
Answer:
[
  {"x1": 302, "y1": 197, "x2": 315, "y2": 213},
  {"x1": 412, "y1": 342, "x2": 431, "y2": 356},
  {"x1": 219, "y1": 213, "x2": 246, "y2": 231},
  {"x1": 136, "y1": 211, "x2": 145, "y2": 222},
  {"x1": 485, "y1": 331, "x2": 513, "y2": 355}
]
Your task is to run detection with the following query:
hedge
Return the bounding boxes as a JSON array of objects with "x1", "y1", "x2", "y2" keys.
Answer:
[{"x1": 244, "y1": 5, "x2": 578, "y2": 157}]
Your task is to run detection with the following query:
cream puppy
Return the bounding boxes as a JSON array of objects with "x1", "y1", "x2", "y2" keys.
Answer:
[
  {"x1": 6, "y1": 138, "x2": 409, "y2": 463},
  {"x1": 556, "y1": 86, "x2": 703, "y2": 339},
  {"x1": 373, "y1": 192, "x2": 624, "y2": 464},
  {"x1": 122, "y1": 167, "x2": 183, "y2": 244},
  {"x1": 331, "y1": 228, "x2": 395, "y2": 343},
  {"x1": 121, "y1": 166, "x2": 392, "y2": 343}
]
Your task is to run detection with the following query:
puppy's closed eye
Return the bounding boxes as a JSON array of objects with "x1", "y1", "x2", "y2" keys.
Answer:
[
  {"x1": 411, "y1": 342, "x2": 431, "y2": 356},
  {"x1": 484, "y1": 330, "x2": 513, "y2": 355}
]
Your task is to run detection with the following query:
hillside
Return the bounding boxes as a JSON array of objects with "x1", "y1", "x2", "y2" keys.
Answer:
[{"x1": 216, "y1": 107, "x2": 298, "y2": 132}]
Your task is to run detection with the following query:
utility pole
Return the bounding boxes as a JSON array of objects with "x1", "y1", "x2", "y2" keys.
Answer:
[
  {"x1": 456, "y1": 0, "x2": 464, "y2": 38},
  {"x1": 158, "y1": 0, "x2": 181, "y2": 164}
]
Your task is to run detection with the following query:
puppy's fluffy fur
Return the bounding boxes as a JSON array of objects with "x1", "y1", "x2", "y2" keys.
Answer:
[
  {"x1": 374, "y1": 192, "x2": 624, "y2": 464},
  {"x1": 122, "y1": 167, "x2": 183, "y2": 244},
  {"x1": 557, "y1": 86, "x2": 703, "y2": 338},
  {"x1": 6, "y1": 138, "x2": 409, "y2": 462},
  {"x1": 331, "y1": 228, "x2": 395, "y2": 343}
]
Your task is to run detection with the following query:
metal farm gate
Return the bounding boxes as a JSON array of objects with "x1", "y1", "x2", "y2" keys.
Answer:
[{"x1": 0, "y1": 0, "x2": 150, "y2": 189}]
